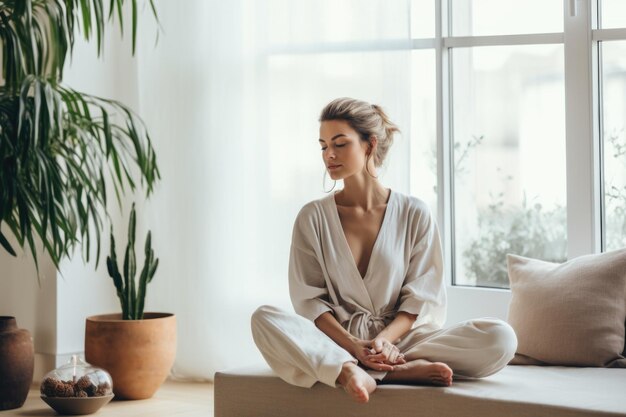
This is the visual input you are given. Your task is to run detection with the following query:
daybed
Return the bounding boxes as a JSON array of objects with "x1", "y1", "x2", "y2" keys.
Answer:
[{"x1": 215, "y1": 363, "x2": 626, "y2": 417}]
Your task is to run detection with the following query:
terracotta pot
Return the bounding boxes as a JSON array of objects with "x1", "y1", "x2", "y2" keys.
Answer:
[
  {"x1": 0, "y1": 316, "x2": 34, "y2": 410},
  {"x1": 84, "y1": 313, "x2": 176, "y2": 400}
]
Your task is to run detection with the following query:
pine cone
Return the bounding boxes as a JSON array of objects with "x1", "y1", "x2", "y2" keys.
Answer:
[
  {"x1": 55, "y1": 381, "x2": 75, "y2": 397},
  {"x1": 76, "y1": 376, "x2": 97, "y2": 396},
  {"x1": 40, "y1": 377, "x2": 58, "y2": 396},
  {"x1": 75, "y1": 376, "x2": 91, "y2": 390},
  {"x1": 76, "y1": 390, "x2": 88, "y2": 398},
  {"x1": 95, "y1": 382, "x2": 112, "y2": 397}
]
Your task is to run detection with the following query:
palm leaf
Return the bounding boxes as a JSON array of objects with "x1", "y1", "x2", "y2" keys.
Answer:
[
  {"x1": 0, "y1": 229, "x2": 17, "y2": 256},
  {"x1": 0, "y1": 78, "x2": 160, "y2": 270},
  {"x1": 0, "y1": 1, "x2": 160, "y2": 274}
]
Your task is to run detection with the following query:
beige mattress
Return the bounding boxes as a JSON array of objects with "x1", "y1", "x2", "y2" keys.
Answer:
[{"x1": 214, "y1": 364, "x2": 626, "y2": 417}]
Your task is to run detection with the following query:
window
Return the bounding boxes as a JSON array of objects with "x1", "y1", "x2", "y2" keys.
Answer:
[
  {"x1": 601, "y1": 41, "x2": 626, "y2": 250},
  {"x1": 452, "y1": 44, "x2": 566, "y2": 288},
  {"x1": 441, "y1": 0, "x2": 626, "y2": 294},
  {"x1": 598, "y1": 2, "x2": 626, "y2": 251},
  {"x1": 451, "y1": 0, "x2": 562, "y2": 36},
  {"x1": 600, "y1": 0, "x2": 626, "y2": 29},
  {"x1": 444, "y1": 4, "x2": 567, "y2": 289}
]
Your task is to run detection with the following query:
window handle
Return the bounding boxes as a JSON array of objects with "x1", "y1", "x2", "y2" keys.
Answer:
[{"x1": 569, "y1": 0, "x2": 578, "y2": 17}]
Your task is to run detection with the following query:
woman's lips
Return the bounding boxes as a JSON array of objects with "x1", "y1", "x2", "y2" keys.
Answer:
[{"x1": 328, "y1": 165, "x2": 342, "y2": 170}]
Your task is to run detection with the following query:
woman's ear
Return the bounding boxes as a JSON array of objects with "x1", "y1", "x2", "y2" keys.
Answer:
[{"x1": 368, "y1": 136, "x2": 378, "y2": 154}]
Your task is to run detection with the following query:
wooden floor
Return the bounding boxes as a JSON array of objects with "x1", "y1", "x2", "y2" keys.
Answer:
[{"x1": 0, "y1": 381, "x2": 214, "y2": 417}]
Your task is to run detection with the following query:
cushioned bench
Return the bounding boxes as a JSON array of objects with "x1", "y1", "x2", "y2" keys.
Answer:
[{"x1": 214, "y1": 364, "x2": 626, "y2": 417}]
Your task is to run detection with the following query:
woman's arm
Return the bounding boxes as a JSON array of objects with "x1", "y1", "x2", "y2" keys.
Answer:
[
  {"x1": 314, "y1": 312, "x2": 360, "y2": 356},
  {"x1": 376, "y1": 311, "x2": 417, "y2": 344}
]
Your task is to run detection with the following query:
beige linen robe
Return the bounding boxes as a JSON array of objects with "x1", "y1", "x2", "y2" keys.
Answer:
[
  {"x1": 289, "y1": 190, "x2": 446, "y2": 340},
  {"x1": 251, "y1": 190, "x2": 517, "y2": 388}
]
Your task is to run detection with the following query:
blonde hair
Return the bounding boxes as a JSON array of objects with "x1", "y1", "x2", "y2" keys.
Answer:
[{"x1": 319, "y1": 97, "x2": 400, "y2": 167}]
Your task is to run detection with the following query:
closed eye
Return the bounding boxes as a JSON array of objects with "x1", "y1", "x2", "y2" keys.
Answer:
[{"x1": 320, "y1": 143, "x2": 347, "y2": 151}]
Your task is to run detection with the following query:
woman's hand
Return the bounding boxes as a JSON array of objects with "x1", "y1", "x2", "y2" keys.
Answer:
[
  {"x1": 366, "y1": 337, "x2": 406, "y2": 366},
  {"x1": 349, "y1": 338, "x2": 405, "y2": 371}
]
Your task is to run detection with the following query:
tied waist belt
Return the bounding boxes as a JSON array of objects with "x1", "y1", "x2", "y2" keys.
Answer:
[{"x1": 345, "y1": 310, "x2": 396, "y2": 340}]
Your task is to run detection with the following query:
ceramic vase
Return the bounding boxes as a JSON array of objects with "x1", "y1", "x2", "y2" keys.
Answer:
[{"x1": 0, "y1": 316, "x2": 34, "y2": 410}]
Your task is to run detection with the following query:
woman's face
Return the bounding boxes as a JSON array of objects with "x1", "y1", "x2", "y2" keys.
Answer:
[{"x1": 319, "y1": 119, "x2": 370, "y2": 181}]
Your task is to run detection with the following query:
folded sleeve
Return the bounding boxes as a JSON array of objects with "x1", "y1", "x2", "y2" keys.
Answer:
[
  {"x1": 397, "y1": 204, "x2": 447, "y2": 321},
  {"x1": 288, "y1": 205, "x2": 333, "y2": 322}
]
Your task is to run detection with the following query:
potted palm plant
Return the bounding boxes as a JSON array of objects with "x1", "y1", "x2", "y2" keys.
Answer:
[
  {"x1": 0, "y1": 0, "x2": 158, "y2": 410},
  {"x1": 85, "y1": 204, "x2": 176, "y2": 400}
]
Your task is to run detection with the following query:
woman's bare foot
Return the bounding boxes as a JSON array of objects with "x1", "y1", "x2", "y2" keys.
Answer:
[
  {"x1": 336, "y1": 362, "x2": 377, "y2": 403},
  {"x1": 382, "y1": 359, "x2": 453, "y2": 387}
]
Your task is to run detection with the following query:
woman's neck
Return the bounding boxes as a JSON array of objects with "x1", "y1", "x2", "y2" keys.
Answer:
[{"x1": 335, "y1": 175, "x2": 389, "y2": 211}]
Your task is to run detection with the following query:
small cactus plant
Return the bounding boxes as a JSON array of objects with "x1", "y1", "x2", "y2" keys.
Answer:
[{"x1": 106, "y1": 204, "x2": 159, "y2": 320}]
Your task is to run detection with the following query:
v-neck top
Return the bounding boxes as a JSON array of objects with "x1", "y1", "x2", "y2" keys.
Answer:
[
  {"x1": 331, "y1": 189, "x2": 392, "y2": 280},
  {"x1": 288, "y1": 190, "x2": 447, "y2": 340}
]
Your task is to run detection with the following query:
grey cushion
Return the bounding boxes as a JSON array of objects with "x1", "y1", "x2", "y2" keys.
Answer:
[
  {"x1": 215, "y1": 364, "x2": 626, "y2": 417},
  {"x1": 506, "y1": 250, "x2": 626, "y2": 367}
]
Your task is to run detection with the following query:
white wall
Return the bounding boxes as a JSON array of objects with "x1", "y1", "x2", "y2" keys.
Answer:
[{"x1": 56, "y1": 10, "x2": 140, "y2": 361}]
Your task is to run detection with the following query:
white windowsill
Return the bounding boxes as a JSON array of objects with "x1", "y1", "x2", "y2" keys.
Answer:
[{"x1": 444, "y1": 285, "x2": 512, "y2": 327}]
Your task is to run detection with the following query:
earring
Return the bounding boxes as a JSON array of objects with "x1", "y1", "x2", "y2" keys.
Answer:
[
  {"x1": 323, "y1": 170, "x2": 337, "y2": 193},
  {"x1": 365, "y1": 155, "x2": 378, "y2": 179}
]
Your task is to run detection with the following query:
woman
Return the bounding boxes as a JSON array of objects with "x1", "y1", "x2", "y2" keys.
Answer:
[{"x1": 251, "y1": 97, "x2": 517, "y2": 403}]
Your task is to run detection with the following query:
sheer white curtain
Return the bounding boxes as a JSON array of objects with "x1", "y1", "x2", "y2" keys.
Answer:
[{"x1": 135, "y1": 0, "x2": 412, "y2": 379}]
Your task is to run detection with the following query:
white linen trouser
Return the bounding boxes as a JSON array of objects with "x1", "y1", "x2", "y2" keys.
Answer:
[{"x1": 251, "y1": 305, "x2": 517, "y2": 388}]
